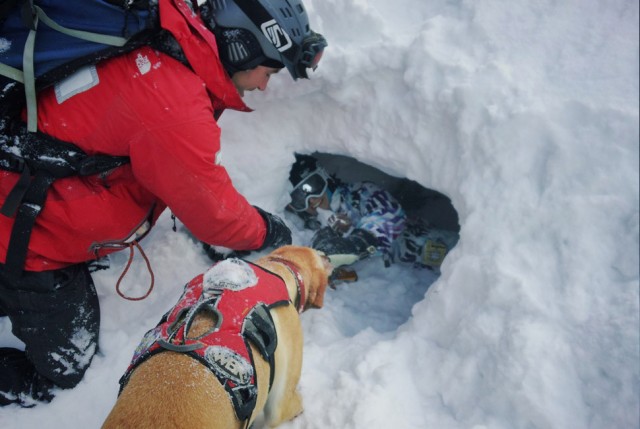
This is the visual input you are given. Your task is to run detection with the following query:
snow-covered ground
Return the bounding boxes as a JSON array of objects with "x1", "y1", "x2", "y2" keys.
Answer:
[{"x1": 1, "y1": 0, "x2": 638, "y2": 428}]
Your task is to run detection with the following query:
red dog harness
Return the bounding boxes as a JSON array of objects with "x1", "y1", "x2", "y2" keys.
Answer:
[
  {"x1": 119, "y1": 258, "x2": 298, "y2": 422},
  {"x1": 266, "y1": 256, "x2": 306, "y2": 312}
]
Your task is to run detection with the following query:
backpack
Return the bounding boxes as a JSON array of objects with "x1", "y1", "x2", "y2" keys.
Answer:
[
  {"x1": 0, "y1": 0, "x2": 165, "y2": 278},
  {"x1": 1, "y1": 0, "x2": 160, "y2": 131}
]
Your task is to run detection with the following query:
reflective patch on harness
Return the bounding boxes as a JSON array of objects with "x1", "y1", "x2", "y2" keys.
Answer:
[
  {"x1": 132, "y1": 326, "x2": 163, "y2": 363},
  {"x1": 205, "y1": 345, "x2": 253, "y2": 386},
  {"x1": 55, "y1": 65, "x2": 99, "y2": 104},
  {"x1": 203, "y1": 258, "x2": 258, "y2": 293}
]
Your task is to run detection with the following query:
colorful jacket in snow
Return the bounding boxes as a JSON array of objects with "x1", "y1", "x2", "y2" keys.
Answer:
[{"x1": 329, "y1": 181, "x2": 406, "y2": 258}]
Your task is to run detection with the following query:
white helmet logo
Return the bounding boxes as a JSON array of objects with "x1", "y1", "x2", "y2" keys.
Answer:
[{"x1": 261, "y1": 19, "x2": 292, "y2": 52}]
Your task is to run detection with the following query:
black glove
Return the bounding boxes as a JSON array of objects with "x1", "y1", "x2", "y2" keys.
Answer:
[
  {"x1": 299, "y1": 210, "x2": 322, "y2": 230},
  {"x1": 304, "y1": 217, "x2": 322, "y2": 230},
  {"x1": 255, "y1": 206, "x2": 292, "y2": 251},
  {"x1": 311, "y1": 227, "x2": 378, "y2": 260}
]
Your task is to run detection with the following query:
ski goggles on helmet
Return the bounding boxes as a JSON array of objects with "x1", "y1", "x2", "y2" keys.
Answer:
[
  {"x1": 294, "y1": 31, "x2": 327, "y2": 79},
  {"x1": 289, "y1": 168, "x2": 330, "y2": 212}
]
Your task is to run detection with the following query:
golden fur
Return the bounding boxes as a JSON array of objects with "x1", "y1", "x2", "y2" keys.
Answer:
[{"x1": 102, "y1": 246, "x2": 332, "y2": 429}]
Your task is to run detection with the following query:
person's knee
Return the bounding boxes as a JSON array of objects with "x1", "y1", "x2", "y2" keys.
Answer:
[{"x1": 22, "y1": 264, "x2": 100, "y2": 389}]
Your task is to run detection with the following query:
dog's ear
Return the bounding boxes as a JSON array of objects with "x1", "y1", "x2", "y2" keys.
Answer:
[
  {"x1": 320, "y1": 252, "x2": 334, "y2": 276},
  {"x1": 307, "y1": 251, "x2": 332, "y2": 309},
  {"x1": 308, "y1": 279, "x2": 328, "y2": 308},
  {"x1": 268, "y1": 246, "x2": 333, "y2": 310}
]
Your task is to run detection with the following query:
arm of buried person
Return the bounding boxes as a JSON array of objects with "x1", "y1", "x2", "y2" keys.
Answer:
[{"x1": 312, "y1": 226, "x2": 377, "y2": 288}]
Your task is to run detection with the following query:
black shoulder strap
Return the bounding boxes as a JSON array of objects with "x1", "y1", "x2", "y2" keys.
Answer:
[
  {"x1": 3, "y1": 169, "x2": 55, "y2": 278},
  {"x1": 0, "y1": 120, "x2": 129, "y2": 278},
  {"x1": 243, "y1": 303, "x2": 279, "y2": 389}
]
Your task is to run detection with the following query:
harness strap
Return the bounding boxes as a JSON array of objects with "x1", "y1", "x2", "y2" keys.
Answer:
[
  {"x1": 158, "y1": 299, "x2": 223, "y2": 353},
  {"x1": 181, "y1": 297, "x2": 223, "y2": 342},
  {"x1": 243, "y1": 304, "x2": 278, "y2": 389},
  {"x1": 157, "y1": 339, "x2": 203, "y2": 353},
  {"x1": 22, "y1": 1, "x2": 37, "y2": 132},
  {"x1": 3, "y1": 169, "x2": 55, "y2": 279},
  {"x1": 266, "y1": 257, "x2": 306, "y2": 313},
  {"x1": 0, "y1": 118, "x2": 131, "y2": 277},
  {"x1": 0, "y1": 62, "x2": 25, "y2": 84},
  {"x1": 33, "y1": 5, "x2": 128, "y2": 47},
  {"x1": 157, "y1": 297, "x2": 223, "y2": 351},
  {"x1": 0, "y1": 164, "x2": 31, "y2": 217}
]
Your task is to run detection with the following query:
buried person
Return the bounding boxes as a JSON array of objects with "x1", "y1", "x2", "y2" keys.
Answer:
[{"x1": 286, "y1": 154, "x2": 459, "y2": 270}]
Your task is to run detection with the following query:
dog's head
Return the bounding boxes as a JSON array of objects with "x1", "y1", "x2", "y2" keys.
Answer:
[{"x1": 263, "y1": 245, "x2": 333, "y2": 309}]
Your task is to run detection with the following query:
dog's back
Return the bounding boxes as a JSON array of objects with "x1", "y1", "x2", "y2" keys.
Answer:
[
  {"x1": 103, "y1": 290, "x2": 273, "y2": 429},
  {"x1": 103, "y1": 318, "x2": 272, "y2": 429},
  {"x1": 102, "y1": 246, "x2": 332, "y2": 429}
]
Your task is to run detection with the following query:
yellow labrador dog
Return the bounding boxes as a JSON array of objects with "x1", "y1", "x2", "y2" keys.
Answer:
[{"x1": 102, "y1": 246, "x2": 332, "y2": 429}]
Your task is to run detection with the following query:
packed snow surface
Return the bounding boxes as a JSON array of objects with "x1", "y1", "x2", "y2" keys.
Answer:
[{"x1": 1, "y1": 0, "x2": 638, "y2": 428}]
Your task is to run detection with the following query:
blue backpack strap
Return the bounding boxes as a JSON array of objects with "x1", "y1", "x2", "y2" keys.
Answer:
[
  {"x1": 0, "y1": 0, "x2": 156, "y2": 131},
  {"x1": 7, "y1": 0, "x2": 129, "y2": 132}
]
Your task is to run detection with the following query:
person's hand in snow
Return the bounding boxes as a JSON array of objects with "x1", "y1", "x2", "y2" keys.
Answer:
[{"x1": 255, "y1": 206, "x2": 292, "y2": 250}]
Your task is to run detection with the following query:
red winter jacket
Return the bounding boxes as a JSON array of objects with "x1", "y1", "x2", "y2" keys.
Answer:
[{"x1": 0, "y1": 0, "x2": 267, "y2": 271}]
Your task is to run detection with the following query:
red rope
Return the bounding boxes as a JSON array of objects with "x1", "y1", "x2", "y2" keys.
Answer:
[{"x1": 115, "y1": 240, "x2": 155, "y2": 301}]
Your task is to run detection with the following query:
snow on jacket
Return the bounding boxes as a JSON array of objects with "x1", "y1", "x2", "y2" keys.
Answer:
[
  {"x1": 329, "y1": 182, "x2": 406, "y2": 257},
  {"x1": 0, "y1": 0, "x2": 266, "y2": 271}
]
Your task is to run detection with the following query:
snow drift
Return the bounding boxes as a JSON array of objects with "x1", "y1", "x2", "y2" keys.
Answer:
[{"x1": 1, "y1": 0, "x2": 638, "y2": 428}]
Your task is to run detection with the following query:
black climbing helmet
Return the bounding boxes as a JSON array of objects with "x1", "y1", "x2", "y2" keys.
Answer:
[
  {"x1": 289, "y1": 154, "x2": 319, "y2": 186},
  {"x1": 288, "y1": 154, "x2": 331, "y2": 212},
  {"x1": 201, "y1": 0, "x2": 327, "y2": 80}
]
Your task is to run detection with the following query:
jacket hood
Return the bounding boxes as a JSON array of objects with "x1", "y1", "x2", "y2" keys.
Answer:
[{"x1": 159, "y1": 0, "x2": 250, "y2": 113}]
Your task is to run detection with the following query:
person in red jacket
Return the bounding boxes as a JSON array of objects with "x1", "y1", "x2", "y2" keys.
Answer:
[{"x1": 0, "y1": 0, "x2": 326, "y2": 406}]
